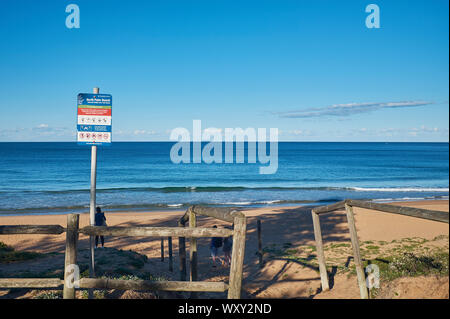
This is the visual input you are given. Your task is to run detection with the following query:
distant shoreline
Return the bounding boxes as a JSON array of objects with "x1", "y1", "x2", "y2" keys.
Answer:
[{"x1": 1, "y1": 196, "x2": 448, "y2": 217}]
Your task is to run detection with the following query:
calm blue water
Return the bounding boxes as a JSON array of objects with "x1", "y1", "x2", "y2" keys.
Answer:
[{"x1": 0, "y1": 142, "x2": 448, "y2": 215}]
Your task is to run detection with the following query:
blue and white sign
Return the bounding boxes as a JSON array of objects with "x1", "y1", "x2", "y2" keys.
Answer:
[{"x1": 77, "y1": 93, "x2": 112, "y2": 146}]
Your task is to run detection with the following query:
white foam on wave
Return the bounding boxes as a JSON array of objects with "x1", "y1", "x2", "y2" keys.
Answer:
[
  {"x1": 350, "y1": 187, "x2": 449, "y2": 192},
  {"x1": 259, "y1": 200, "x2": 282, "y2": 204},
  {"x1": 222, "y1": 201, "x2": 253, "y2": 205},
  {"x1": 374, "y1": 195, "x2": 449, "y2": 203},
  {"x1": 222, "y1": 199, "x2": 286, "y2": 205}
]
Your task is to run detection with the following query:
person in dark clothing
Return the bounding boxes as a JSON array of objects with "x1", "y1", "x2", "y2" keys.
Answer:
[
  {"x1": 94, "y1": 206, "x2": 107, "y2": 248},
  {"x1": 210, "y1": 226, "x2": 223, "y2": 267}
]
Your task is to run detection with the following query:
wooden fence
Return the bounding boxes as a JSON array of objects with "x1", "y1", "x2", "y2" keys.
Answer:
[
  {"x1": 178, "y1": 205, "x2": 247, "y2": 299},
  {"x1": 0, "y1": 206, "x2": 247, "y2": 299},
  {"x1": 311, "y1": 199, "x2": 449, "y2": 299},
  {"x1": 0, "y1": 224, "x2": 66, "y2": 291}
]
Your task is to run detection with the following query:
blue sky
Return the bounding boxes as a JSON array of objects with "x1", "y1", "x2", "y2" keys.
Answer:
[{"x1": 0, "y1": 0, "x2": 448, "y2": 142}]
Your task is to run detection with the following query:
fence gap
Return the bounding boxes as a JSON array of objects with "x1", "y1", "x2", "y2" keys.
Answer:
[
  {"x1": 257, "y1": 219, "x2": 263, "y2": 268},
  {"x1": 168, "y1": 236, "x2": 173, "y2": 272}
]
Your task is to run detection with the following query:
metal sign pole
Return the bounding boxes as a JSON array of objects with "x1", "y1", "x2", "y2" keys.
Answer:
[
  {"x1": 88, "y1": 87, "x2": 99, "y2": 299},
  {"x1": 76, "y1": 86, "x2": 111, "y2": 298}
]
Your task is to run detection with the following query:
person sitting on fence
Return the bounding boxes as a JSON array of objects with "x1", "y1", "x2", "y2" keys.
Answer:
[
  {"x1": 210, "y1": 226, "x2": 223, "y2": 267},
  {"x1": 94, "y1": 206, "x2": 107, "y2": 248},
  {"x1": 222, "y1": 235, "x2": 232, "y2": 267}
]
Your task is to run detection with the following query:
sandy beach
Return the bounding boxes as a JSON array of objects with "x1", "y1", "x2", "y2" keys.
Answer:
[{"x1": 0, "y1": 200, "x2": 448, "y2": 299}]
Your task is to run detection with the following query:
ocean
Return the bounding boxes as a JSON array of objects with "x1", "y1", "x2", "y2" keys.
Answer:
[{"x1": 0, "y1": 142, "x2": 448, "y2": 215}]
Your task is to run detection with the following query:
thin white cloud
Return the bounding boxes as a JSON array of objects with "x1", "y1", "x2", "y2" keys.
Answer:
[
  {"x1": 133, "y1": 129, "x2": 157, "y2": 135},
  {"x1": 289, "y1": 129, "x2": 313, "y2": 136},
  {"x1": 0, "y1": 125, "x2": 74, "y2": 141},
  {"x1": 276, "y1": 101, "x2": 434, "y2": 118},
  {"x1": 349, "y1": 126, "x2": 448, "y2": 137}
]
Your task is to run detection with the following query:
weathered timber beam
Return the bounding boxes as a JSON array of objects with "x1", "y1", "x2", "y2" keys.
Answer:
[
  {"x1": 190, "y1": 205, "x2": 244, "y2": 223},
  {"x1": 311, "y1": 201, "x2": 346, "y2": 215},
  {"x1": 79, "y1": 226, "x2": 233, "y2": 238},
  {"x1": 346, "y1": 199, "x2": 449, "y2": 223},
  {"x1": 0, "y1": 278, "x2": 63, "y2": 288},
  {"x1": 78, "y1": 278, "x2": 228, "y2": 292},
  {"x1": 0, "y1": 225, "x2": 65, "y2": 235}
]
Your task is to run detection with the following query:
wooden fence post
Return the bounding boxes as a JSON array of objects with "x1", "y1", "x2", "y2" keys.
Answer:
[
  {"x1": 345, "y1": 204, "x2": 368, "y2": 299},
  {"x1": 189, "y1": 208, "x2": 198, "y2": 298},
  {"x1": 178, "y1": 220, "x2": 187, "y2": 281},
  {"x1": 161, "y1": 238, "x2": 164, "y2": 262},
  {"x1": 257, "y1": 219, "x2": 263, "y2": 268},
  {"x1": 228, "y1": 216, "x2": 247, "y2": 299},
  {"x1": 63, "y1": 214, "x2": 79, "y2": 299},
  {"x1": 189, "y1": 209, "x2": 198, "y2": 282},
  {"x1": 311, "y1": 210, "x2": 329, "y2": 291},
  {"x1": 168, "y1": 236, "x2": 173, "y2": 272}
]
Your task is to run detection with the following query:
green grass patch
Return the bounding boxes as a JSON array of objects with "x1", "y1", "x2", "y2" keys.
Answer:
[
  {"x1": 81, "y1": 290, "x2": 106, "y2": 299},
  {"x1": 359, "y1": 250, "x2": 449, "y2": 282},
  {"x1": 329, "y1": 243, "x2": 351, "y2": 249},
  {"x1": 0, "y1": 242, "x2": 44, "y2": 264},
  {"x1": 433, "y1": 235, "x2": 448, "y2": 241},
  {"x1": 33, "y1": 291, "x2": 62, "y2": 299}
]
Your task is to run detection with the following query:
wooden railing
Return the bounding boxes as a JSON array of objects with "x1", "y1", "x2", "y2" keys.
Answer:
[
  {"x1": 69, "y1": 216, "x2": 231, "y2": 295},
  {"x1": 311, "y1": 199, "x2": 449, "y2": 299},
  {"x1": 0, "y1": 206, "x2": 247, "y2": 299},
  {"x1": 0, "y1": 224, "x2": 66, "y2": 291},
  {"x1": 178, "y1": 205, "x2": 247, "y2": 299},
  {"x1": 8, "y1": 200, "x2": 443, "y2": 299}
]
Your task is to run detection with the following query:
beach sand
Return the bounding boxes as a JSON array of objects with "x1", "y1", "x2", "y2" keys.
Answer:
[{"x1": 0, "y1": 200, "x2": 448, "y2": 299}]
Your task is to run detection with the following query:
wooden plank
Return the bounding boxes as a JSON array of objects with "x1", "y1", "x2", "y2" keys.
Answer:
[
  {"x1": 311, "y1": 201, "x2": 346, "y2": 215},
  {"x1": 168, "y1": 236, "x2": 173, "y2": 272},
  {"x1": 178, "y1": 220, "x2": 187, "y2": 281},
  {"x1": 311, "y1": 211, "x2": 329, "y2": 291},
  {"x1": 0, "y1": 225, "x2": 65, "y2": 235},
  {"x1": 191, "y1": 205, "x2": 245, "y2": 223},
  {"x1": 79, "y1": 278, "x2": 228, "y2": 292},
  {"x1": 227, "y1": 216, "x2": 247, "y2": 299},
  {"x1": 63, "y1": 214, "x2": 79, "y2": 299},
  {"x1": 189, "y1": 208, "x2": 198, "y2": 282},
  {"x1": 189, "y1": 208, "x2": 198, "y2": 298},
  {"x1": 0, "y1": 278, "x2": 63, "y2": 288},
  {"x1": 345, "y1": 204, "x2": 368, "y2": 299},
  {"x1": 257, "y1": 219, "x2": 263, "y2": 268},
  {"x1": 346, "y1": 199, "x2": 449, "y2": 223},
  {"x1": 79, "y1": 226, "x2": 233, "y2": 238}
]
